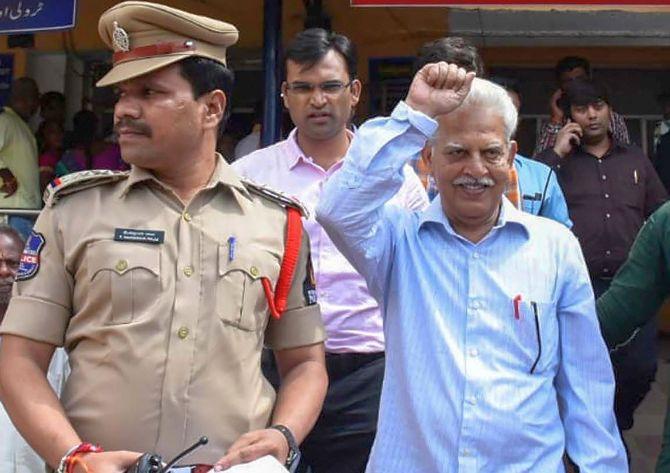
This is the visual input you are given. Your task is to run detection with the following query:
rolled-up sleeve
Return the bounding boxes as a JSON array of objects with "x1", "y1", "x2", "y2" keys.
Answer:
[
  {"x1": 265, "y1": 230, "x2": 326, "y2": 350},
  {"x1": 316, "y1": 101, "x2": 437, "y2": 300}
]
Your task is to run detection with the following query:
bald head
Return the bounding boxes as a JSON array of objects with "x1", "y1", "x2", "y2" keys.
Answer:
[{"x1": 9, "y1": 77, "x2": 39, "y2": 121}]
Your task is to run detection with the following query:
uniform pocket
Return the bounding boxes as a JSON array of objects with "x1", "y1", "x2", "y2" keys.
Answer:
[
  {"x1": 87, "y1": 240, "x2": 161, "y2": 325},
  {"x1": 217, "y1": 244, "x2": 280, "y2": 332}
]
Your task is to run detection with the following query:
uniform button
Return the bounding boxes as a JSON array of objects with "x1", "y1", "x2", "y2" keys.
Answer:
[
  {"x1": 604, "y1": 193, "x2": 610, "y2": 199},
  {"x1": 250, "y1": 266, "x2": 260, "y2": 277},
  {"x1": 183, "y1": 212, "x2": 192, "y2": 222},
  {"x1": 605, "y1": 213, "x2": 611, "y2": 219},
  {"x1": 116, "y1": 259, "x2": 128, "y2": 272},
  {"x1": 183, "y1": 266, "x2": 194, "y2": 277},
  {"x1": 177, "y1": 326, "x2": 189, "y2": 339},
  {"x1": 602, "y1": 174, "x2": 607, "y2": 181},
  {"x1": 469, "y1": 348, "x2": 479, "y2": 357}
]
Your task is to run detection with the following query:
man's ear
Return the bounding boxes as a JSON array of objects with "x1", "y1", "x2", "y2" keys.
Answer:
[
  {"x1": 281, "y1": 82, "x2": 289, "y2": 109},
  {"x1": 202, "y1": 89, "x2": 226, "y2": 131},
  {"x1": 507, "y1": 140, "x2": 518, "y2": 167},
  {"x1": 349, "y1": 79, "x2": 362, "y2": 107},
  {"x1": 421, "y1": 144, "x2": 433, "y2": 173}
]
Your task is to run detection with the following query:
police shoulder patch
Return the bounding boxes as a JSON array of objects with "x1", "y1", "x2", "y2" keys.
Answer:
[
  {"x1": 44, "y1": 169, "x2": 129, "y2": 207},
  {"x1": 16, "y1": 231, "x2": 45, "y2": 281},
  {"x1": 241, "y1": 178, "x2": 309, "y2": 218}
]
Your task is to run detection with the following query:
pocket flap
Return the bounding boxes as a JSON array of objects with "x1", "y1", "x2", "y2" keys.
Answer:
[
  {"x1": 88, "y1": 240, "x2": 160, "y2": 280},
  {"x1": 218, "y1": 244, "x2": 279, "y2": 281}
]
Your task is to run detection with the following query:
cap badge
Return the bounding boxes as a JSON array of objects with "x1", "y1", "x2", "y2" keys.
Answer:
[{"x1": 112, "y1": 21, "x2": 130, "y2": 52}]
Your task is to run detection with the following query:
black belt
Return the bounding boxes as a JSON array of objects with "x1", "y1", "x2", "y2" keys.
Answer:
[{"x1": 325, "y1": 351, "x2": 384, "y2": 381}]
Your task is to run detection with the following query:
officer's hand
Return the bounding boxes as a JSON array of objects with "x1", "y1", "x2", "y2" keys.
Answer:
[
  {"x1": 213, "y1": 428, "x2": 289, "y2": 471},
  {"x1": 0, "y1": 168, "x2": 18, "y2": 197},
  {"x1": 549, "y1": 88, "x2": 564, "y2": 124},
  {"x1": 405, "y1": 62, "x2": 475, "y2": 119},
  {"x1": 553, "y1": 122, "x2": 583, "y2": 159},
  {"x1": 72, "y1": 450, "x2": 142, "y2": 473}
]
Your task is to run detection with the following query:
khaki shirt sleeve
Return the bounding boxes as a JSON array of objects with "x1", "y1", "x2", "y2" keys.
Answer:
[
  {"x1": 0, "y1": 206, "x2": 72, "y2": 346},
  {"x1": 264, "y1": 228, "x2": 325, "y2": 350}
]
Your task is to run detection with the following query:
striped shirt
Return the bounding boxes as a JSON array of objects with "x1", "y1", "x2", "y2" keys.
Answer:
[{"x1": 316, "y1": 101, "x2": 627, "y2": 473}]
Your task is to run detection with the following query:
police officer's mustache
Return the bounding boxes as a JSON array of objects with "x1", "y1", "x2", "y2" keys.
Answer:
[{"x1": 114, "y1": 118, "x2": 153, "y2": 137}]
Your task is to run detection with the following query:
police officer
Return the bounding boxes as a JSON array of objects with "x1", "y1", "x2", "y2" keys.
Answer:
[{"x1": 0, "y1": 3, "x2": 327, "y2": 473}]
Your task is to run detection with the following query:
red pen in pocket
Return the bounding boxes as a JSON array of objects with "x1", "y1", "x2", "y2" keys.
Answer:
[{"x1": 513, "y1": 294, "x2": 522, "y2": 320}]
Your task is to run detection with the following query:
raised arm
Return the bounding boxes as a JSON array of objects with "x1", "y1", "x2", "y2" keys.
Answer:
[{"x1": 316, "y1": 63, "x2": 474, "y2": 299}]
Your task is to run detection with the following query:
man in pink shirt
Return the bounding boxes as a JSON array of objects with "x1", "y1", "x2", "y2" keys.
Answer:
[{"x1": 233, "y1": 28, "x2": 428, "y2": 472}]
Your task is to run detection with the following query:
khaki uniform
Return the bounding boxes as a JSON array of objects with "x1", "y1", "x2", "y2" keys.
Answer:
[{"x1": 0, "y1": 157, "x2": 325, "y2": 463}]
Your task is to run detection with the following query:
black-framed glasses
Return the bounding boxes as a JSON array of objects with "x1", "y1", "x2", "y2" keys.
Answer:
[{"x1": 284, "y1": 80, "x2": 354, "y2": 96}]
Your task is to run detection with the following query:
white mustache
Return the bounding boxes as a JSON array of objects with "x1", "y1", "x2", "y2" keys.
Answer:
[{"x1": 452, "y1": 175, "x2": 495, "y2": 187}]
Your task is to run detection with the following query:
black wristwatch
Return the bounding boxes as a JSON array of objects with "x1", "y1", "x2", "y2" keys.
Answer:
[{"x1": 270, "y1": 424, "x2": 300, "y2": 469}]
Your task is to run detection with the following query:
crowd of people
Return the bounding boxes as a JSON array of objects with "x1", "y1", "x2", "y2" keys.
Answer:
[
  {"x1": 1, "y1": 1, "x2": 670, "y2": 473},
  {"x1": 0, "y1": 79, "x2": 129, "y2": 241}
]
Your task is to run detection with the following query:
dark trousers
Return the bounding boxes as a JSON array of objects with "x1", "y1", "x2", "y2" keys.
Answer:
[{"x1": 262, "y1": 350, "x2": 384, "y2": 473}]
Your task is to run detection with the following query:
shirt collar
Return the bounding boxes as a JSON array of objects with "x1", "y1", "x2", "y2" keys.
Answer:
[
  {"x1": 419, "y1": 195, "x2": 530, "y2": 240},
  {"x1": 119, "y1": 154, "x2": 249, "y2": 198},
  {"x1": 285, "y1": 127, "x2": 354, "y2": 170}
]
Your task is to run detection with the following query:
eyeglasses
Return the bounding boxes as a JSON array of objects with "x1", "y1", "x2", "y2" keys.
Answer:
[{"x1": 284, "y1": 80, "x2": 354, "y2": 96}]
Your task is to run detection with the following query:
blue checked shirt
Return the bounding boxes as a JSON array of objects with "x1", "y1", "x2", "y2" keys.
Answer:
[{"x1": 316, "y1": 101, "x2": 627, "y2": 473}]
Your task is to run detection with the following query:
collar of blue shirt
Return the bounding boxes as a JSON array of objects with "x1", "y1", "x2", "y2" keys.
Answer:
[{"x1": 418, "y1": 195, "x2": 530, "y2": 241}]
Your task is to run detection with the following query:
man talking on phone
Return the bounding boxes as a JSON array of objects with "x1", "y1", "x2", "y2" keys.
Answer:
[{"x1": 536, "y1": 78, "x2": 667, "y2": 460}]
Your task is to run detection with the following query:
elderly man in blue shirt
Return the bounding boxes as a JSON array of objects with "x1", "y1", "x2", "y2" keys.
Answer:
[{"x1": 316, "y1": 63, "x2": 626, "y2": 472}]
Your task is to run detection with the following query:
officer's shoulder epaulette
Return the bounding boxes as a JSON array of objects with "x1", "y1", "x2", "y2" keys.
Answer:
[
  {"x1": 44, "y1": 169, "x2": 130, "y2": 207},
  {"x1": 241, "y1": 178, "x2": 309, "y2": 218}
]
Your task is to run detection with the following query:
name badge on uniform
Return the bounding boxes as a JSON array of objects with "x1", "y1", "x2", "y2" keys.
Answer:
[{"x1": 114, "y1": 228, "x2": 165, "y2": 244}]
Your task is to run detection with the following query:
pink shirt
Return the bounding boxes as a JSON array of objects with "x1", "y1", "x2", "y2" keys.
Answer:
[{"x1": 233, "y1": 129, "x2": 429, "y2": 353}]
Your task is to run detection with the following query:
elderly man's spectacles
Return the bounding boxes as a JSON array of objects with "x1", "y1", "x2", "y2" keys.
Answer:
[{"x1": 284, "y1": 80, "x2": 354, "y2": 96}]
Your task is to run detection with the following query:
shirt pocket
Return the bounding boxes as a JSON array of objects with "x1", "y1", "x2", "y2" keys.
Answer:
[
  {"x1": 87, "y1": 240, "x2": 161, "y2": 325},
  {"x1": 217, "y1": 244, "x2": 280, "y2": 332},
  {"x1": 614, "y1": 166, "x2": 644, "y2": 211},
  {"x1": 510, "y1": 300, "x2": 559, "y2": 375}
]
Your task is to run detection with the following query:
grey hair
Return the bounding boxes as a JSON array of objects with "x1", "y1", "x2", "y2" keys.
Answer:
[{"x1": 460, "y1": 77, "x2": 518, "y2": 141}]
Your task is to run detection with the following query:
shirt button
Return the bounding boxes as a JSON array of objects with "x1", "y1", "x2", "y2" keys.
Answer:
[
  {"x1": 183, "y1": 266, "x2": 194, "y2": 277},
  {"x1": 250, "y1": 266, "x2": 260, "y2": 277},
  {"x1": 602, "y1": 174, "x2": 607, "y2": 181},
  {"x1": 598, "y1": 159, "x2": 603, "y2": 164},
  {"x1": 472, "y1": 252, "x2": 480, "y2": 259},
  {"x1": 183, "y1": 212, "x2": 192, "y2": 222},
  {"x1": 115, "y1": 259, "x2": 128, "y2": 272},
  {"x1": 605, "y1": 213, "x2": 611, "y2": 219},
  {"x1": 469, "y1": 348, "x2": 479, "y2": 357},
  {"x1": 471, "y1": 301, "x2": 480, "y2": 310},
  {"x1": 603, "y1": 268, "x2": 610, "y2": 274},
  {"x1": 605, "y1": 250, "x2": 611, "y2": 256},
  {"x1": 177, "y1": 326, "x2": 189, "y2": 339},
  {"x1": 604, "y1": 193, "x2": 610, "y2": 199}
]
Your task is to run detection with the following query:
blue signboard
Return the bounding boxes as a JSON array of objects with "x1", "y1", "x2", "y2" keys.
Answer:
[
  {"x1": 0, "y1": 0, "x2": 77, "y2": 34},
  {"x1": 0, "y1": 54, "x2": 13, "y2": 107}
]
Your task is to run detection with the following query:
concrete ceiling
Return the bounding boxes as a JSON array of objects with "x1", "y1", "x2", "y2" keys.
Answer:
[{"x1": 448, "y1": 9, "x2": 670, "y2": 46}]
